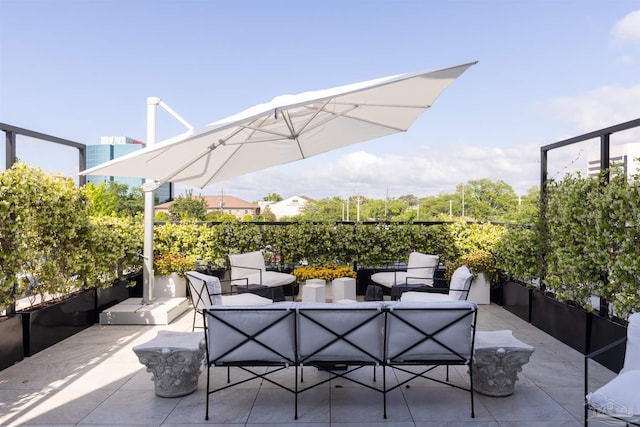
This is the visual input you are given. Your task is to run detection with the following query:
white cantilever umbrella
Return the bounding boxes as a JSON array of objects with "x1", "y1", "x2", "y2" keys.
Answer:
[{"x1": 80, "y1": 61, "x2": 476, "y2": 303}]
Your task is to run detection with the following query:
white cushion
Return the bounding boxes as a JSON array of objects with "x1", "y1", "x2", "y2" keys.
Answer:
[
  {"x1": 229, "y1": 251, "x2": 266, "y2": 280},
  {"x1": 623, "y1": 312, "x2": 640, "y2": 372},
  {"x1": 185, "y1": 271, "x2": 222, "y2": 307},
  {"x1": 371, "y1": 271, "x2": 434, "y2": 288},
  {"x1": 220, "y1": 293, "x2": 273, "y2": 306},
  {"x1": 235, "y1": 271, "x2": 296, "y2": 288},
  {"x1": 407, "y1": 252, "x2": 439, "y2": 278},
  {"x1": 385, "y1": 300, "x2": 476, "y2": 362},
  {"x1": 400, "y1": 291, "x2": 454, "y2": 302},
  {"x1": 449, "y1": 266, "x2": 474, "y2": 300},
  {"x1": 587, "y1": 369, "x2": 640, "y2": 420},
  {"x1": 297, "y1": 302, "x2": 386, "y2": 362},
  {"x1": 206, "y1": 303, "x2": 297, "y2": 363}
]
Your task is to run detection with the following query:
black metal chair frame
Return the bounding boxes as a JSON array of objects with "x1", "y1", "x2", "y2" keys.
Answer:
[
  {"x1": 201, "y1": 303, "x2": 477, "y2": 421},
  {"x1": 584, "y1": 335, "x2": 639, "y2": 426},
  {"x1": 185, "y1": 271, "x2": 254, "y2": 331},
  {"x1": 385, "y1": 306, "x2": 477, "y2": 418},
  {"x1": 296, "y1": 307, "x2": 387, "y2": 414},
  {"x1": 203, "y1": 307, "x2": 298, "y2": 420},
  {"x1": 229, "y1": 263, "x2": 295, "y2": 300}
]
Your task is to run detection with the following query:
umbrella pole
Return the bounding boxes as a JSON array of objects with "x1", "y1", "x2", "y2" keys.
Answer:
[{"x1": 142, "y1": 97, "x2": 161, "y2": 304}]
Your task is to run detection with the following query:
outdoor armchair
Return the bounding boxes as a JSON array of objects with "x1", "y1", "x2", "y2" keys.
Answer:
[
  {"x1": 400, "y1": 265, "x2": 473, "y2": 302},
  {"x1": 585, "y1": 312, "x2": 640, "y2": 426},
  {"x1": 228, "y1": 250, "x2": 297, "y2": 300},
  {"x1": 370, "y1": 252, "x2": 439, "y2": 298}
]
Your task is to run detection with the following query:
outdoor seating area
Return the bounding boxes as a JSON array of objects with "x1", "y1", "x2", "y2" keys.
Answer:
[{"x1": 0, "y1": 299, "x2": 624, "y2": 426}]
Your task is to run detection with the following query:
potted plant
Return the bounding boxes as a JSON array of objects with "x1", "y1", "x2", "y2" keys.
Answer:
[
  {"x1": 152, "y1": 253, "x2": 194, "y2": 298},
  {"x1": 446, "y1": 251, "x2": 498, "y2": 305}
]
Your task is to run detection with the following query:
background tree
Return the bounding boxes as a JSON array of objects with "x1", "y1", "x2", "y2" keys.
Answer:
[
  {"x1": 419, "y1": 193, "x2": 457, "y2": 220},
  {"x1": 262, "y1": 193, "x2": 283, "y2": 202},
  {"x1": 459, "y1": 179, "x2": 518, "y2": 221},
  {"x1": 256, "y1": 205, "x2": 277, "y2": 222},
  {"x1": 297, "y1": 197, "x2": 344, "y2": 222},
  {"x1": 84, "y1": 181, "x2": 144, "y2": 217},
  {"x1": 168, "y1": 190, "x2": 208, "y2": 221}
]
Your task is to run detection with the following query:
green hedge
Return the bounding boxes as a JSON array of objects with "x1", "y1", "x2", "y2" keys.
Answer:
[{"x1": 544, "y1": 168, "x2": 640, "y2": 317}]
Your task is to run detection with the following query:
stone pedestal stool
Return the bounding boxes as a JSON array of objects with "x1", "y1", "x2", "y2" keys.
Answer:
[
  {"x1": 472, "y1": 330, "x2": 534, "y2": 397},
  {"x1": 301, "y1": 279, "x2": 326, "y2": 302},
  {"x1": 332, "y1": 277, "x2": 356, "y2": 301},
  {"x1": 133, "y1": 330, "x2": 206, "y2": 397}
]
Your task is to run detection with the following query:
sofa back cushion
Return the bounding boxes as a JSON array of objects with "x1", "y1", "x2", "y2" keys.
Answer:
[
  {"x1": 385, "y1": 300, "x2": 476, "y2": 362},
  {"x1": 297, "y1": 302, "x2": 386, "y2": 363},
  {"x1": 449, "y1": 266, "x2": 474, "y2": 300},
  {"x1": 205, "y1": 303, "x2": 296, "y2": 364}
]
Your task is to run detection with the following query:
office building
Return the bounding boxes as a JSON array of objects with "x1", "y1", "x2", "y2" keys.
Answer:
[
  {"x1": 86, "y1": 136, "x2": 173, "y2": 204},
  {"x1": 587, "y1": 142, "x2": 640, "y2": 179}
]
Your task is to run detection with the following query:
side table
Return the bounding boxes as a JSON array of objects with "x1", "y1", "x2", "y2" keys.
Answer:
[
  {"x1": 133, "y1": 330, "x2": 206, "y2": 397},
  {"x1": 472, "y1": 330, "x2": 534, "y2": 397}
]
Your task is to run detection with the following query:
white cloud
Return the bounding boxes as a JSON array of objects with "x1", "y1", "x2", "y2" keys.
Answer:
[
  {"x1": 611, "y1": 10, "x2": 640, "y2": 46},
  {"x1": 545, "y1": 84, "x2": 640, "y2": 135},
  {"x1": 195, "y1": 141, "x2": 542, "y2": 202}
]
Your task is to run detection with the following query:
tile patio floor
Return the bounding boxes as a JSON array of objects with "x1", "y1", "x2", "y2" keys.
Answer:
[{"x1": 0, "y1": 302, "x2": 621, "y2": 426}]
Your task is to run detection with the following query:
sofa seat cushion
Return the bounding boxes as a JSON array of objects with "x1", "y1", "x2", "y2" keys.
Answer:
[
  {"x1": 400, "y1": 291, "x2": 454, "y2": 302},
  {"x1": 220, "y1": 293, "x2": 273, "y2": 306},
  {"x1": 587, "y1": 369, "x2": 640, "y2": 421}
]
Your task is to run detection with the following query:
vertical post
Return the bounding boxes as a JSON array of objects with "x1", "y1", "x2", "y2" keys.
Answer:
[
  {"x1": 142, "y1": 97, "x2": 161, "y2": 304},
  {"x1": 600, "y1": 134, "x2": 610, "y2": 184},
  {"x1": 5, "y1": 130, "x2": 16, "y2": 169},
  {"x1": 539, "y1": 147, "x2": 548, "y2": 288},
  {"x1": 78, "y1": 146, "x2": 87, "y2": 186}
]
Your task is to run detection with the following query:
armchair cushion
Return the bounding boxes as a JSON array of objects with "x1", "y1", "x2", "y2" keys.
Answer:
[
  {"x1": 239, "y1": 271, "x2": 296, "y2": 288},
  {"x1": 587, "y1": 369, "x2": 640, "y2": 421},
  {"x1": 229, "y1": 251, "x2": 265, "y2": 279}
]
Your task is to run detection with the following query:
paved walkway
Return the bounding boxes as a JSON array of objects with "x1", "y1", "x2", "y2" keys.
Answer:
[{"x1": 0, "y1": 303, "x2": 619, "y2": 426}]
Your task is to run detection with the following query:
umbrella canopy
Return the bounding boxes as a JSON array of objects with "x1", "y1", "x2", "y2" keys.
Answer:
[
  {"x1": 80, "y1": 62, "x2": 476, "y2": 307},
  {"x1": 80, "y1": 62, "x2": 476, "y2": 187}
]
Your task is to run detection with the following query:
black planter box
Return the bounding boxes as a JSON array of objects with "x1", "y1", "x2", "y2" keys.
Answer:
[
  {"x1": 19, "y1": 289, "x2": 96, "y2": 357},
  {"x1": 589, "y1": 314, "x2": 627, "y2": 373},
  {"x1": 0, "y1": 314, "x2": 24, "y2": 371},
  {"x1": 96, "y1": 280, "x2": 130, "y2": 319},
  {"x1": 502, "y1": 280, "x2": 531, "y2": 322},
  {"x1": 490, "y1": 284, "x2": 504, "y2": 305},
  {"x1": 127, "y1": 272, "x2": 144, "y2": 298},
  {"x1": 531, "y1": 291, "x2": 589, "y2": 354}
]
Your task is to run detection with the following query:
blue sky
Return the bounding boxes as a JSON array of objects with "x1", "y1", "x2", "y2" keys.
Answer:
[{"x1": 1, "y1": 0, "x2": 639, "y2": 201}]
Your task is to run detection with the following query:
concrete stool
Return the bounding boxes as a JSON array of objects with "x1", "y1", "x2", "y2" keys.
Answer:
[
  {"x1": 133, "y1": 330, "x2": 205, "y2": 397},
  {"x1": 301, "y1": 279, "x2": 326, "y2": 302},
  {"x1": 472, "y1": 330, "x2": 534, "y2": 397},
  {"x1": 332, "y1": 277, "x2": 356, "y2": 301}
]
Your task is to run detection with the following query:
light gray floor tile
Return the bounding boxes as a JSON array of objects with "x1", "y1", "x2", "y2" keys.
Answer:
[
  {"x1": 78, "y1": 388, "x2": 180, "y2": 425},
  {"x1": 478, "y1": 385, "x2": 576, "y2": 422},
  {"x1": 0, "y1": 303, "x2": 623, "y2": 426},
  {"x1": 402, "y1": 386, "x2": 491, "y2": 421}
]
